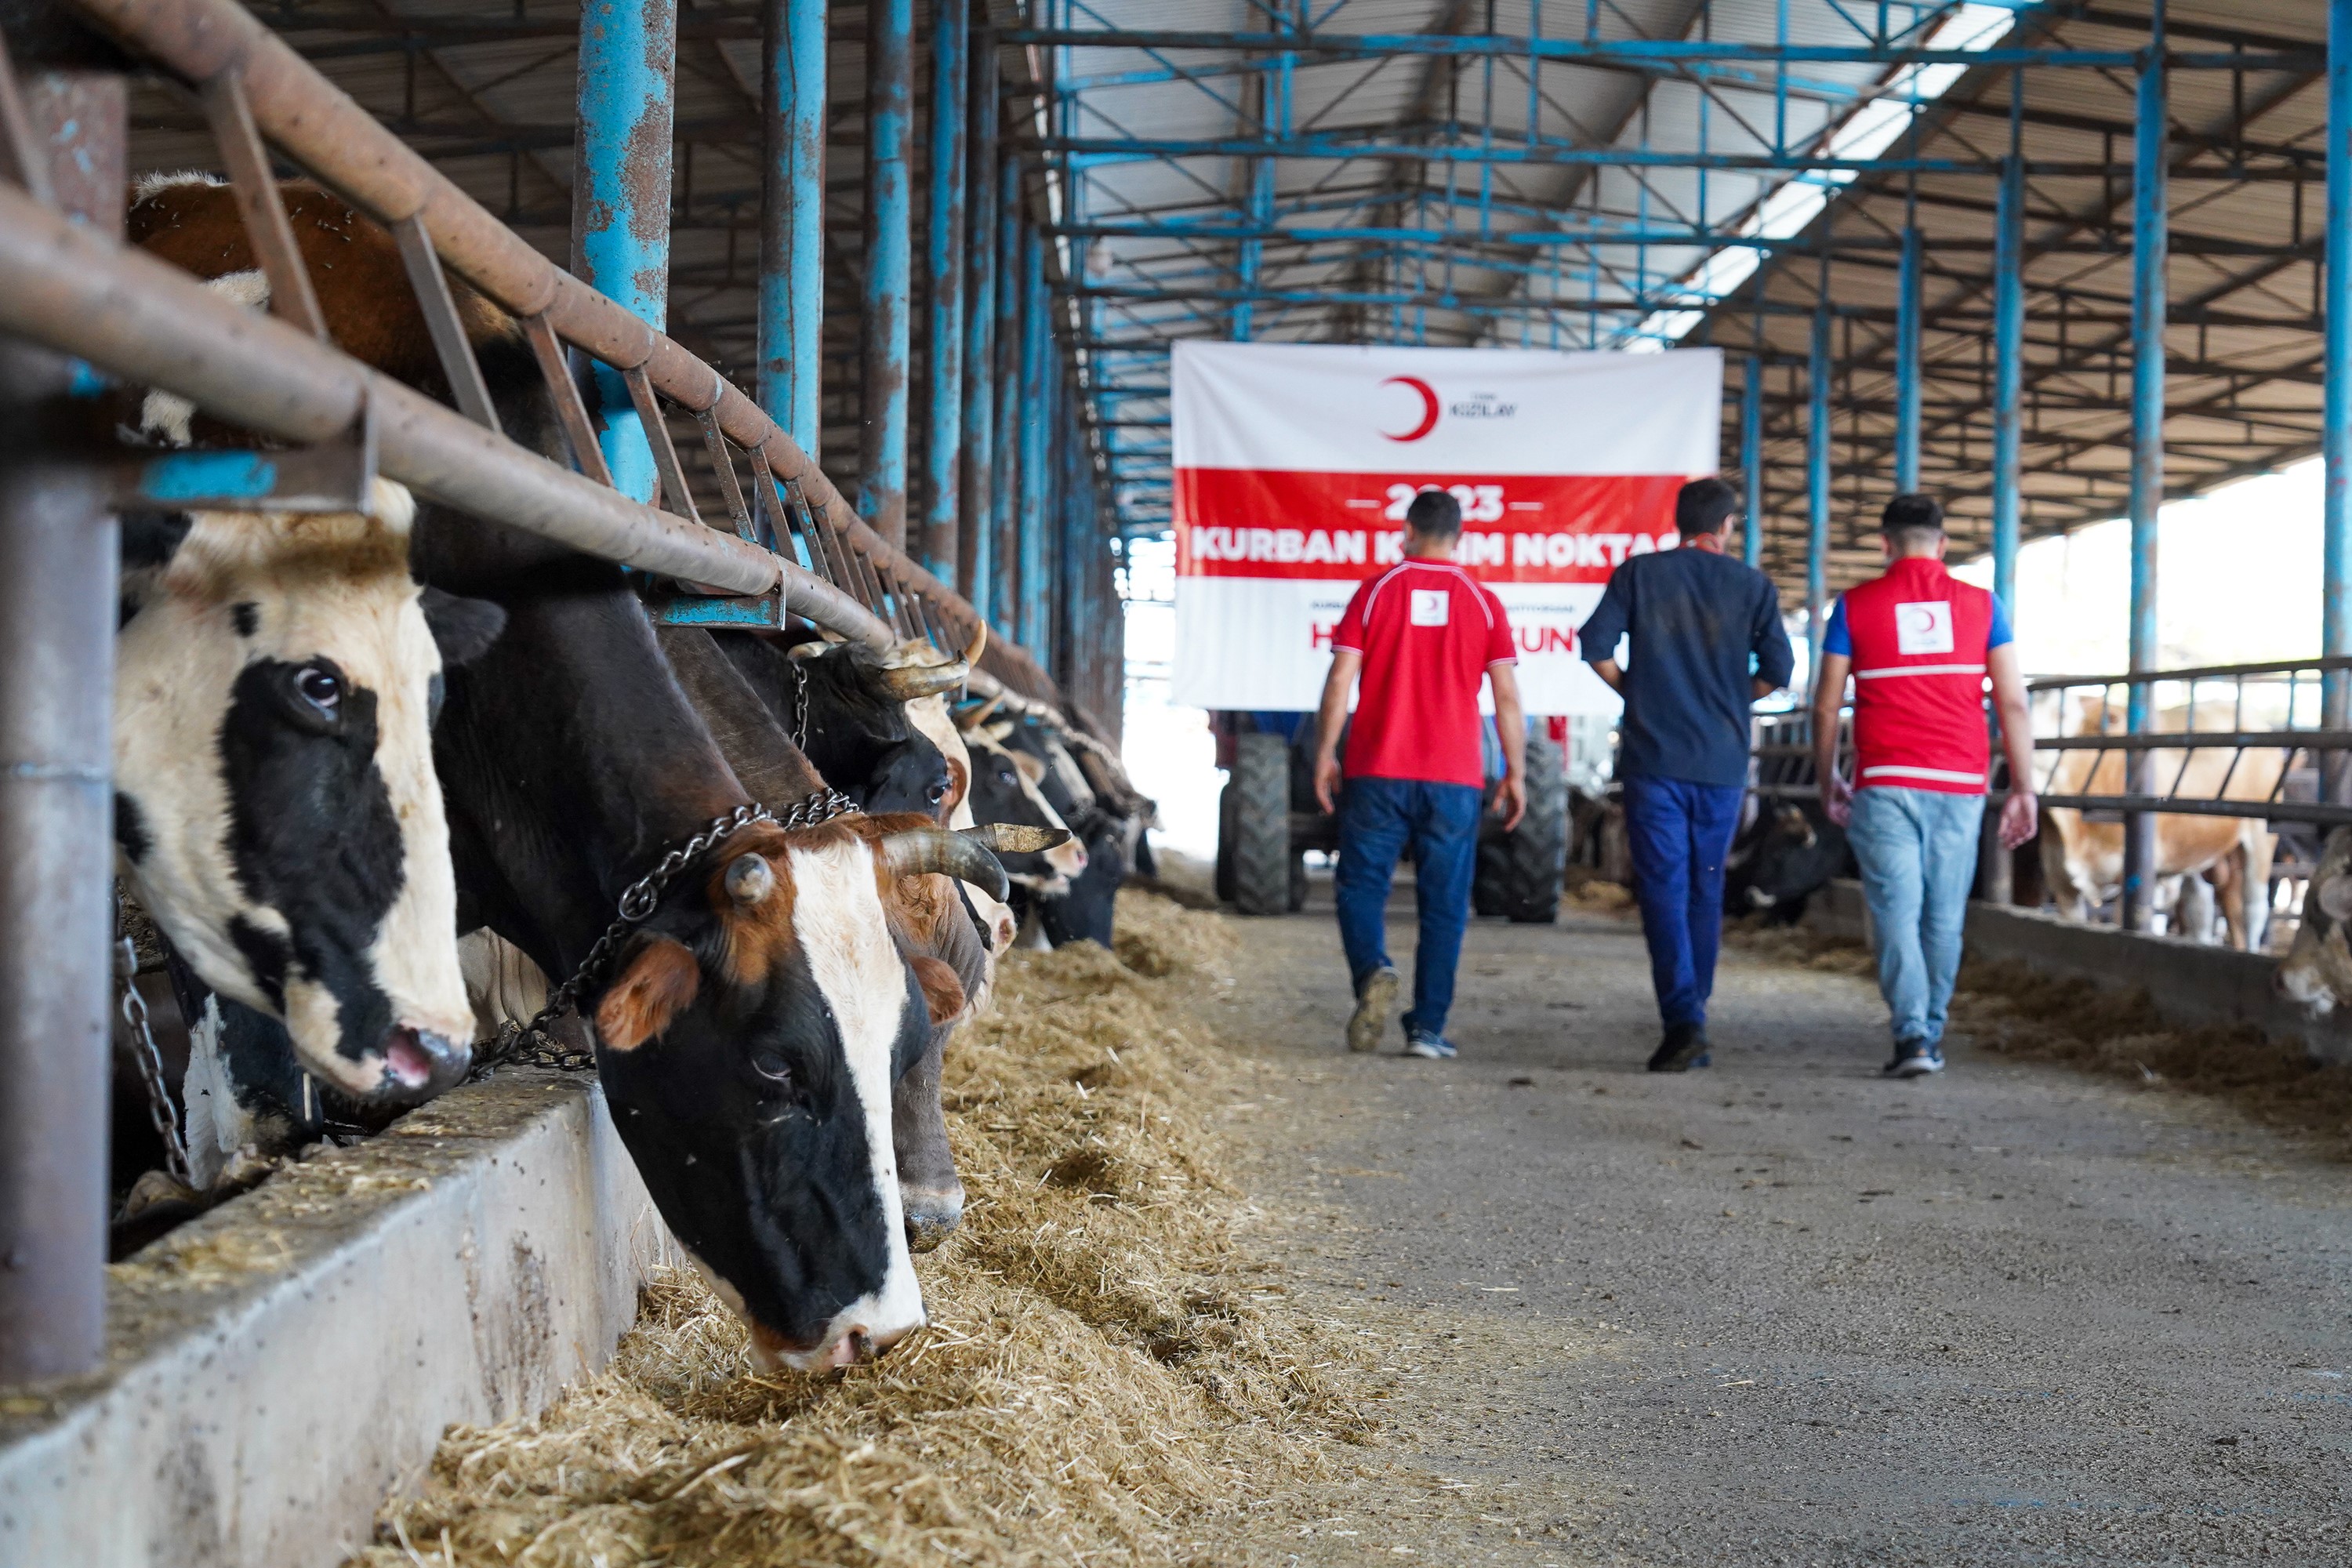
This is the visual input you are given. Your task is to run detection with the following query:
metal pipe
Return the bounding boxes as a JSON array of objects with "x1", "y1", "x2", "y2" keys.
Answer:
[
  {"x1": 1806, "y1": 305, "x2": 1830, "y2": 688},
  {"x1": 860, "y1": 0, "x2": 914, "y2": 546},
  {"x1": 0, "y1": 60, "x2": 121, "y2": 1388},
  {"x1": 1019, "y1": 227, "x2": 1051, "y2": 657},
  {"x1": 2326, "y1": 0, "x2": 2352, "y2": 804},
  {"x1": 2124, "y1": 5, "x2": 2167, "y2": 931},
  {"x1": 1741, "y1": 354, "x2": 1763, "y2": 569},
  {"x1": 1894, "y1": 223, "x2": 1921, "y2": 493},
  {"x1": 920, "y1": 0, "x2": 968, "y2": 584},
  {"x1": 959, "y1": 33, "x2": 999, "y2": 612},
  {"x1": 572, "y1": 0, "x2": 674, "y2": 504},
  {"x1": 66, "y1": 0, "x2": 1062, "y2": 695},
  {"x1": 1992, "y1": 150, "x2": 2024, "y2": 619},
  {"x1": 759, "y1": 0, "x2": 826, "y2": 452},
  {"x1": 992, "y1": 192, "x2": 1024, "y2": 626}
]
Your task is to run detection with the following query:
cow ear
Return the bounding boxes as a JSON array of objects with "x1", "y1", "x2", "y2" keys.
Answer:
[
  {"x1": 419, "y1": 586, "x2": 507, "y2": 667},
  {"x1": 909, "y1": 955, "x2": 966, "y2": 1025},
  {"x1": 595, "y1": 935, "x2": 700, "y2": 1051},
  {"x1": 2317, "y1": 874, "x2": 2352, "y2": 924}
]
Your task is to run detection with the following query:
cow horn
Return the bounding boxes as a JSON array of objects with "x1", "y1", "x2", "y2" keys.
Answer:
[
  {"x1": 878, "y1": 826, "x2": 1011, "y2": 902},
  {"x1": 725, "y1": 853, "x2": 775, "y2": 906},
  {"x1": 953, "y1": 694, "x2": 1004, "y2": 731},
  {"x1": 962, "y1": 622, "x2": 988, "y2": 666},
  {"x1": 876, "y1": 653, "x2": 971, "y2": 701},
  {"x1": 961, "y1": 822, "x2": 1074, "y2": 855}
]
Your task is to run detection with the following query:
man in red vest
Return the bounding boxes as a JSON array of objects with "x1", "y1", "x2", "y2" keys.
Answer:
[{"x1": 1810, "y1": 494, "x2": 2038, "y2": 1077}]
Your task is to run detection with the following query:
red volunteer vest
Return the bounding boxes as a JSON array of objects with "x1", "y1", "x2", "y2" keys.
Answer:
[{"x1": 1841, "y1": 557, "x2": 1995, "y2": 796}]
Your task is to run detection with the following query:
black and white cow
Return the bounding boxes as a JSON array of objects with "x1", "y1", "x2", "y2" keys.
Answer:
[
  {"x1": 958, "y1": 703, "x2": 1088, "y2": 903},
  {"x1": 1723, "y1": 800, "x2": 1849, "y2": 926},
  {"x1": 114, "y1": 482, "x2": 503, "y2": 1102},
  {"x1": 2276, "y1": 826, "x2": 2352, "y2": 1017}
]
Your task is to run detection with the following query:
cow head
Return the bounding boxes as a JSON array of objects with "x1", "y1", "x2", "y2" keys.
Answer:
[
  {"x1": 2277, "y1": 827, "x2": 2352, "y2": 1016},
  {"x1": 958, "y1": 713, "x2": 1088, "y2": 893},
  {"x1": 782, "y1": 633, "x2": 979, "y2": 818},
  {"x1": 589, "y1": 814, "x2": 1011, "y2": 1370},
  {"x1": 114, "y1": 482, "x2": 505, "y2": 1100}
]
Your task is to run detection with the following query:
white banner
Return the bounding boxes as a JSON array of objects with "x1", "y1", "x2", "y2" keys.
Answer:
[{"x1": 1170, "y1": 342, "x2": 1722, "y2": 715}]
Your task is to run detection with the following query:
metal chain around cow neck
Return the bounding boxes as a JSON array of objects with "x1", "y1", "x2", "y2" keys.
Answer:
[{"x1": 476, "y1": 786, "x2": 860, "y2": 1074}]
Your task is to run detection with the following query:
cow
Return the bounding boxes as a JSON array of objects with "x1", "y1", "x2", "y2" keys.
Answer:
[
  {"x1": 114, "y1": 481, "x2": 504, "y2": 1104},
  {"x1": 719, "y1": 633, "x2": 973, "y2": 818},
  {"x1": 133, "y1": 176, "x2": 1011, "y2": 1367},
  {"x1": 958, "y1": 702, "x2": 1089, "y2": 900},
  {"x1": 2038, "y1": 700, "x2": 2283, "y2": 950},
  {"x1": 995, "y1": 715, "x2": 1131, "y2": 949},
  {"x1": 1724, "y1": 799, "x2": 1849, "y2": 925},
  {"x1": 2275, "y1": 826, "x2": 2352, "y2": 1015}
]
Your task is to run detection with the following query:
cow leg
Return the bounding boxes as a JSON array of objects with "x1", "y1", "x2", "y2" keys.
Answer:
[
  {"x1": 2239, "y1": 830, "x2": 2278, "y2": 953},
  {"x1": 2176, "y1": 873, "x2": 2218, "y2": 945},
  {"x1": 893, "y1": 1022, "x2": 964, "y2": 1251},
  {"x1": 2038, "y1": 827, "x2": 2085, "y2": 920}
]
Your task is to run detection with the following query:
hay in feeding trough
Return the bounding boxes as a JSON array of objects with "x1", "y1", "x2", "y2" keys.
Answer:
[{"x1": 350, "y1": 891, "x2": 1374, "y2": 1568}]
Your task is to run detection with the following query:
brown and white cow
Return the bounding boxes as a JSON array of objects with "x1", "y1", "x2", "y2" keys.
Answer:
[
  {"x1": 115, "y1": 480, "x2": 503, "y2": 1101},
  {"x1": 2038, "y1": 700, "x2": 2282, "y2": 950}
]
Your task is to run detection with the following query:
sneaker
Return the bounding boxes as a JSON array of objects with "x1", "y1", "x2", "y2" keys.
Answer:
[
  {"x1": 1646, "y1": 1021, "x2": 1708, "y2": 1073},
  {"x1": 1346, "y1": 967, "x2": 1399, "y2": 1054},
  {"x1": 1403, "y1": 1030, "x2": 1457, "y2": 1060},
  {"x1": 1884, "y1": 1040, "x2": 1944, "y2": 1078}
]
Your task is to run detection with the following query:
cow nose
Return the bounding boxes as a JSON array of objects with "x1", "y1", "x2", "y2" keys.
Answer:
[{"x1": 382, "y1": 1026, "x2": 470, "y2": 1096}]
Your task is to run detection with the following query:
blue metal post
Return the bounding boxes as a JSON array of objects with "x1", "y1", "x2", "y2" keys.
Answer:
[
  {"x1": 991, "y1": 193, "x2": 1023, "y2": 626},
  {"x1": 573, "y1": 0, "x2": 676, "y2": 503},
  {"x1": 2124, "y1": 4, "x2": 2167, "y2": 930},
  {"x1": 1807, "y1": 306, "x2": 1831, "y2": 688},
  {"x1": 759, "y1": 0, "x2": 826, "y2": 452},
  {"x1": 1992, "y1": 150, "x2": 2024, "y2": 619},
  {"x1": 1741, "y1": 354, "x2": 1763, "y2": 569},
  {"x1": 959, "y1": 34, "x2": 999, "y2": 612},
  {"x1": 1894, "y1": 223, "x2": 1922, "y2": 493},
  {"x1": 1018, "y1": 227, "x2": 1051, "y2": 655},
  {"x1": 861, "y1": 0, "x2": 915, "y2": 547},
  {"x1": 2327, "y1": 0, "x2": 2352, "y2": 800},
  {"x1": 920, "y1": 0, "x2": 969, "y2": 583}
]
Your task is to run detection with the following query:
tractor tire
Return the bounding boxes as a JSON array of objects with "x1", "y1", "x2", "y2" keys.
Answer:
[
  {"x1": 1474, "y1": 735, "x2": 1569, "y2": 923},
  {"x1": 1230, "y1": 731, "x2": 1293, "y2": 916},
  {"x1": 1289, "y1": 850, "x2": 1308, "y2": 912},
  {"x1": 1214, "y1": 782, "x2": 1237, "y2": 904}
]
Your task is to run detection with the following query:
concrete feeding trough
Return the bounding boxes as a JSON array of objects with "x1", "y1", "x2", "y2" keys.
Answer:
[{"x1": 0, "y1": 1071, "x2": 670, "y2": 1567}]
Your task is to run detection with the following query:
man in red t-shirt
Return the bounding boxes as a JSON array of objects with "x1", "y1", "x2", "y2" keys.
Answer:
[{"x1": 1309, "y1": 489, "x2": 1526, "y2": 1060}]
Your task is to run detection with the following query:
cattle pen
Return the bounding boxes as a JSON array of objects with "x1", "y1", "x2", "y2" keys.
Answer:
[{"x1": 5, "y1": 0, "x2": 2352, "y2": 1563}]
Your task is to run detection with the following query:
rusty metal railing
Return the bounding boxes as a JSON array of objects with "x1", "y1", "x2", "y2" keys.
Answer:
[{"x1": 43, "y1": 0, "x2": 1064, "y2": 704}]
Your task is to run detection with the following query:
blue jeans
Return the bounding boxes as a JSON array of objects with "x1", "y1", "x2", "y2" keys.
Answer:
[
  {"x1": 1334, "y1": 777, "x2": 1483, "y2": 1041},
  {"x1": 1621, "y1": 775, "x2": 1744, "y2": 1031},
  {"x1": 1846, "y1": 786, "x2": 1984, "y2": 1047}
]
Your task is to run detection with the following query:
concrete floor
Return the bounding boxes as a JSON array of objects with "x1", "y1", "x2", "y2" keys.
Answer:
[{"x1": 1209, "y1": 877, "x2": 2352, "y2": 1566}]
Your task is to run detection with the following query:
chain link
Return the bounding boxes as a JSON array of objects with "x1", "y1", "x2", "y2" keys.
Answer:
[
  {"x1": 118, "y1": 936, "x2": 194, "y2": 1189},
  {"x1": 474, "y1": 788, "x2": 859, "y2": 1075}
]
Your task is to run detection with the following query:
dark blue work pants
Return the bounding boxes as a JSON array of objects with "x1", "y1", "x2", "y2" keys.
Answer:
[
  {"x1": 1333, "y1": 776, "x2": 1483, "y2": 1042},
  {"x1": 1621, "y1": 774, "x2": 1744, "y2": 1032}
]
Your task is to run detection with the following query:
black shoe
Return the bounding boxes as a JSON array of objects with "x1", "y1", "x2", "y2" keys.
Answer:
[
  {"x1": 1882, "y1": 1040, "x2": 1945, "y2": 1078},
  {"x1": 1647, "y1": 1022, "x2": 1708, "y2": 1073}
]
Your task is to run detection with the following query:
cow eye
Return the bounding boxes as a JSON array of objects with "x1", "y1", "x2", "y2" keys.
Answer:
[
  {"x1": 296, "y1": 665, "x2": 342, "y2": 714},
  {"x1": 750, "y1": 1048, "x2": 793, "y2": 1089},
  {"x1": 927, "y1": 778, "x2": 949, "y2": 805}
]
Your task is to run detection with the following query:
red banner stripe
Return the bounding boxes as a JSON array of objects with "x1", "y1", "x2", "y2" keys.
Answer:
[{"x1": 1173, "y1": 468, "x2": 1693, "y2": 584}]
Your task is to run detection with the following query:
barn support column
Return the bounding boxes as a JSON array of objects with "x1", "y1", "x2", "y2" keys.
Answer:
[
  {"x1": 2123, "y1": 6, "x2": 2167, "y2": 932},
  {"x1": 859, "y1": 0, "x2": 914, "y2": 547},
  {"x1": 919, "y1": 0, "x2": 967, "y2": 586},
  {"x1": 1992, "y1": 147, "x2": 2024, "y2": 619},
  {"x1": 1018, "y1": 226, "x2": 1050, "y2": 656},
  {"x1": 990, "y1": 198, "x2": 1023, "y2": 629},
  {"x1": 2325, "y1": 0, "x2": 2352, "y2": 804},
  {"x1": 0, "y1": 46, "x2": 123, "y2": 1385},
  {"x1": 958, "y1": 32, "x2": 998, "y2": 611},
  {"x1": 1894, "y1": 223, "x2": 1922, "y2": 494},
  {"x1": 1806, "y1": 305, "x2": 1830, "y2": 691},
  {"x1": 1740, "y1": 354, "x2": 1763, "y2": 569},
  {"x1": 572, "y1": 0, "x2": 674, "y2": 504},
  {"x1": 758, "y1": 0, "x2": 826, "y2": 454}
]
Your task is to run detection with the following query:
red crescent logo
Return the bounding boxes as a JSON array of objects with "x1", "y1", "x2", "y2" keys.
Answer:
[{"x1": 1380, "y1": 376, "x2": 1441, "y2": 442}]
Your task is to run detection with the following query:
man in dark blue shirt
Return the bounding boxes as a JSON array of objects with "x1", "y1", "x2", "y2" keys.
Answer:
[{"x1": 1578, "y1": 477, "x2": 1794, "y2": 1072}]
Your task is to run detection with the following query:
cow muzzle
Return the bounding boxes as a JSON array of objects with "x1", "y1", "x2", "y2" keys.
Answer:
[
  {"x1": 378, "y1": 1025, "x2": 471, "y2": 1097},
  {"x1": 749, "y1": 1317, "x2": 922, "y2": 1374}
]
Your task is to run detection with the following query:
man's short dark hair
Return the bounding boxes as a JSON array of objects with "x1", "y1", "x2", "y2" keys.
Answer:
[
  {"x1": 1881, "y1": 492, "x2": 1945, "y2": 546},
  {"x1": 1675, "y1": 477, "x2": 1740, "y2": 537},
  {"x1": 1406, "y1": 488, "x2": 1462, "y2": 539}
]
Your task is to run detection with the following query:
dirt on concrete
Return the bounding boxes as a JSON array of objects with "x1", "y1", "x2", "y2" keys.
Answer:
[{"x1": 1201, "y1": 876, "x2": 2352, "y2": 1566}]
